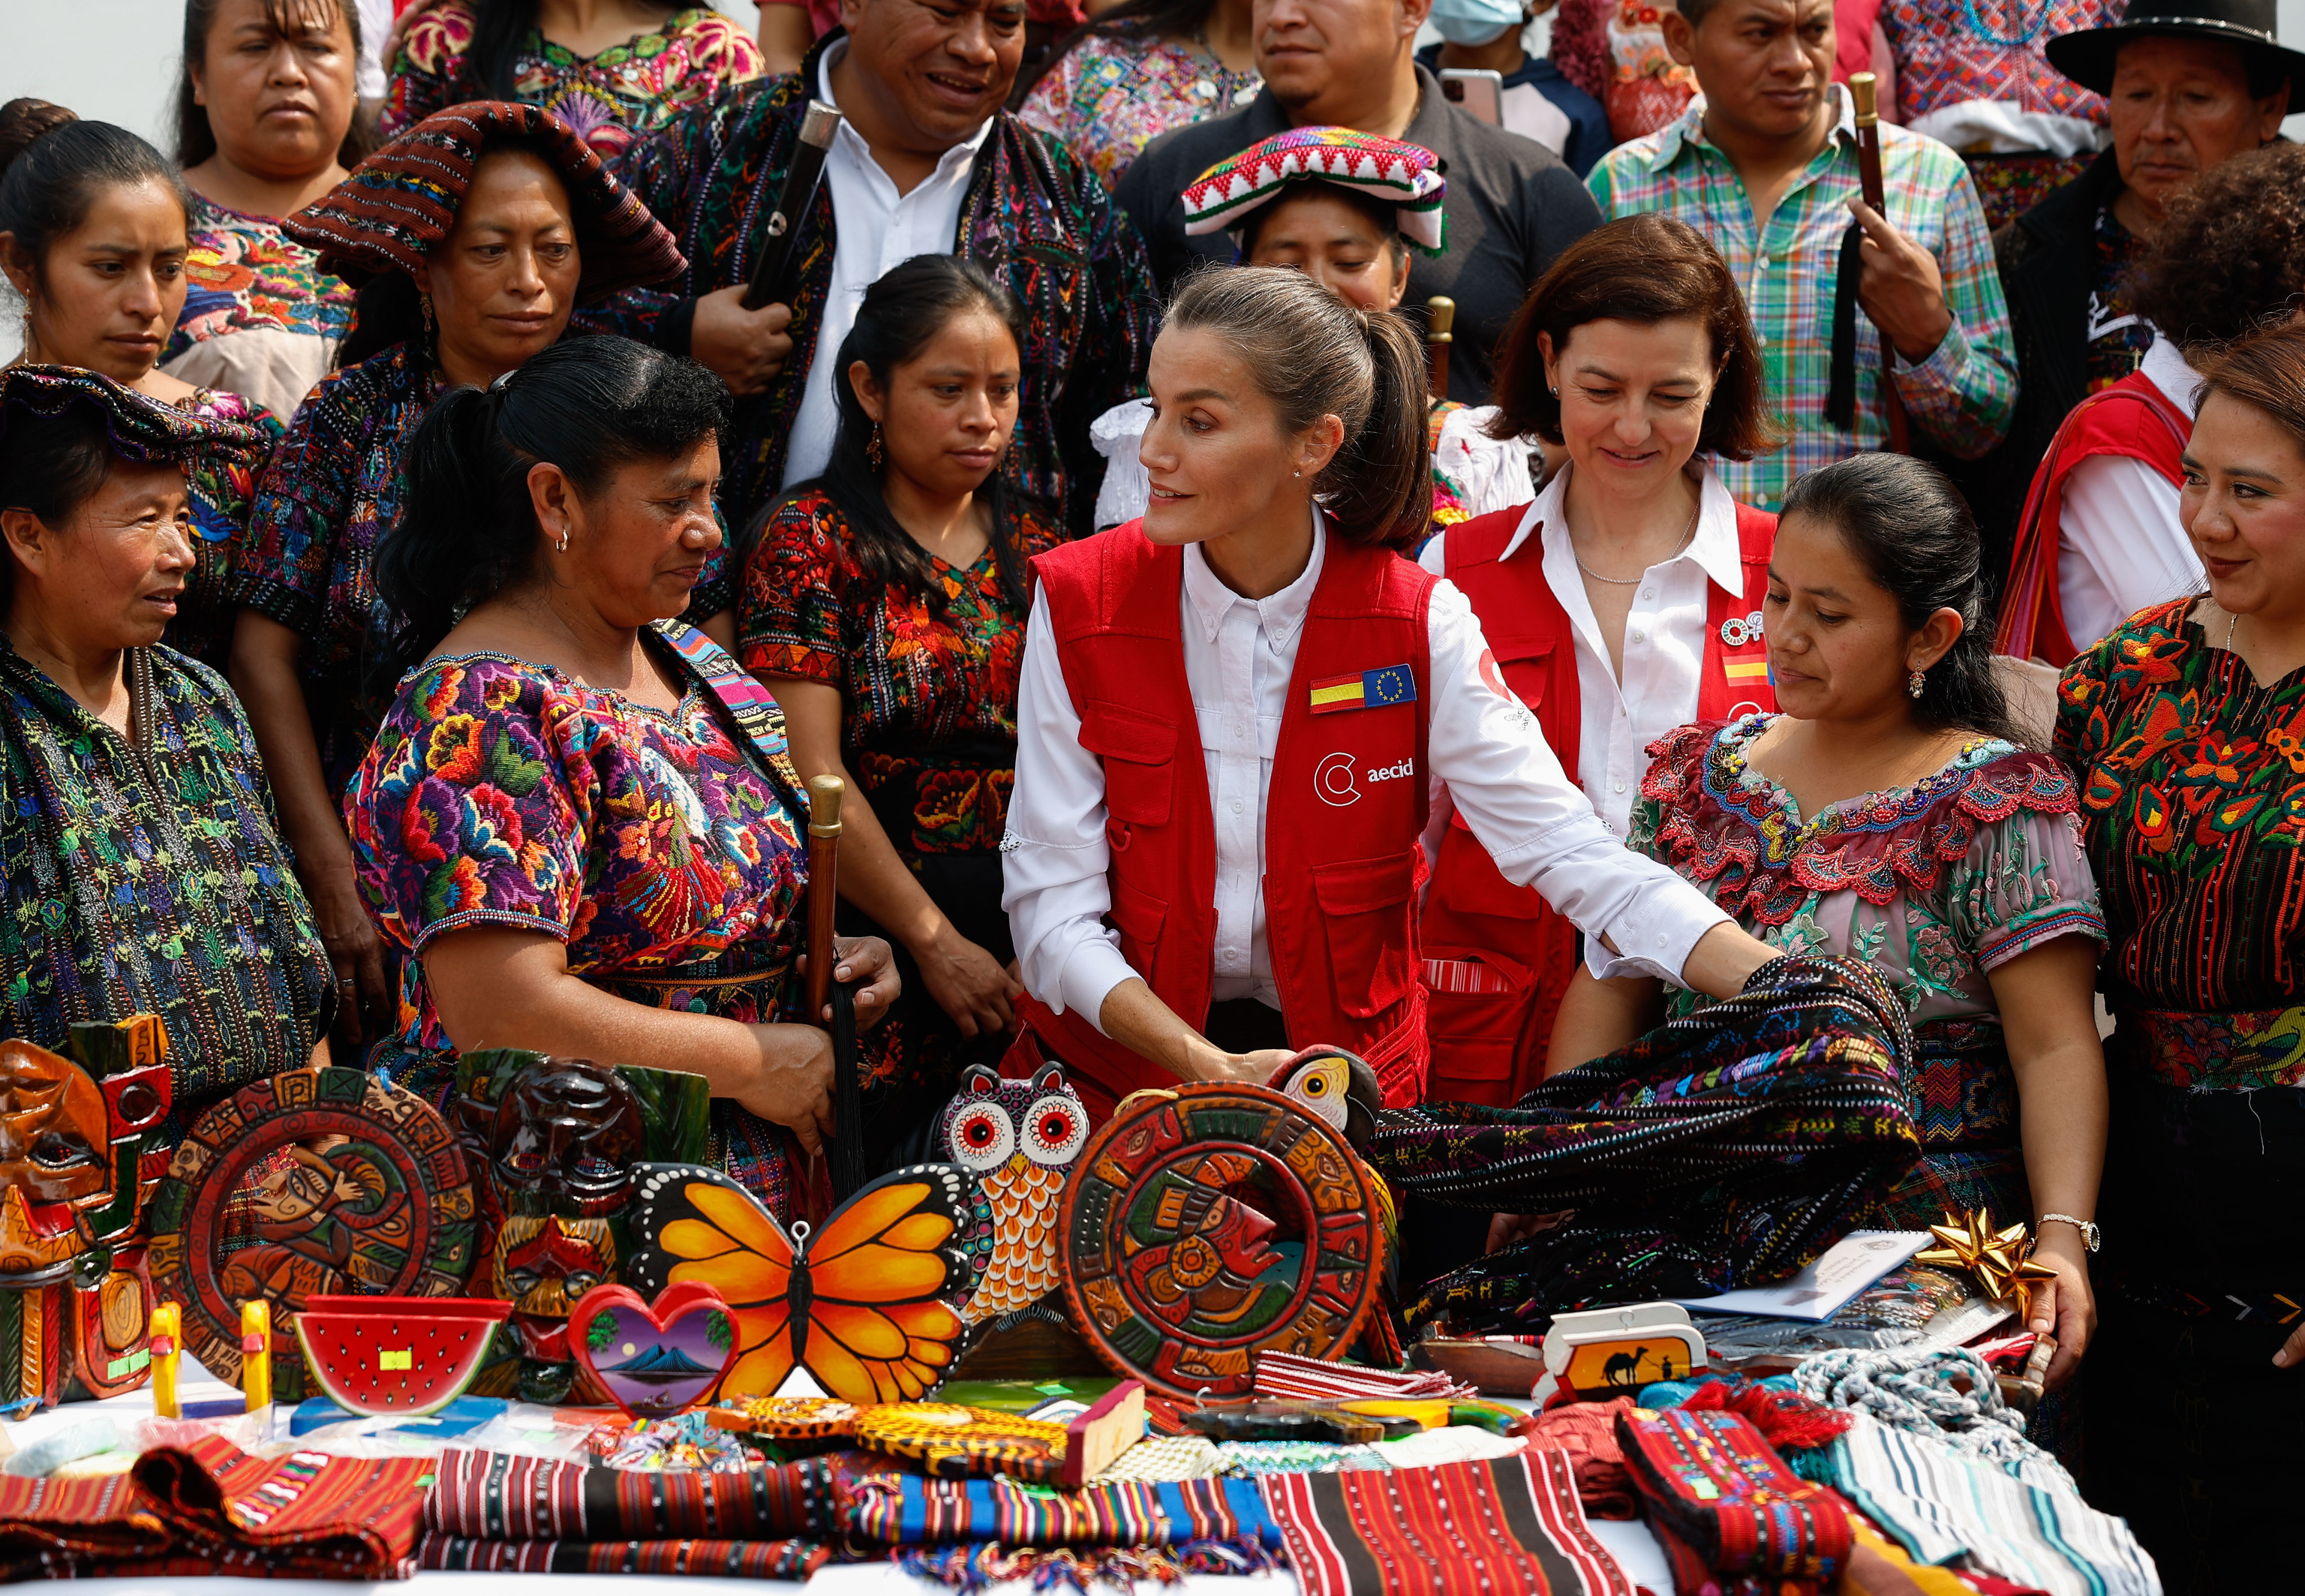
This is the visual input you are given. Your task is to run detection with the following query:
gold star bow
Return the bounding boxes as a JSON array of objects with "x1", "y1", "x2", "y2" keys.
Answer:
[{"x1": 1913, "y1": 1209, "x2": 2060, "y2": 1321}]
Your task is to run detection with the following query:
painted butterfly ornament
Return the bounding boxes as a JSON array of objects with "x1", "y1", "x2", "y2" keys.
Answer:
[
  {"x1": 933, "y1": 1064, "x2": 1088, "y2": 1327},
  {"x1": 623, "y1": 1162, "x2": 989, "y2": 1405}
]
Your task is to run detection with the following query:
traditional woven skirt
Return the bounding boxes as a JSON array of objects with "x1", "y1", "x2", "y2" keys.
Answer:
[{"x1": 1371, "y1": 956, "x2": 1920, "y2": 1332}]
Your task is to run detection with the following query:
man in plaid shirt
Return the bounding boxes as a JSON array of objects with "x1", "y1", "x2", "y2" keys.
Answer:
[{"x1": 1588, "y1": 0, "x2": 2017, "y2": 509}]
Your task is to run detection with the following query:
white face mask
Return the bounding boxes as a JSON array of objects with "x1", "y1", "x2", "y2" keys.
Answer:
[{"x1": 1432, "y1": 13, "x2": 1517, "y2": 44}]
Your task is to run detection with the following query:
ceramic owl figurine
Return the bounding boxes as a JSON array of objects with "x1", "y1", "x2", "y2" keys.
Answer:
[{"x1": 934, "y1": 1064, "x2": 1088, "y2": 1326}]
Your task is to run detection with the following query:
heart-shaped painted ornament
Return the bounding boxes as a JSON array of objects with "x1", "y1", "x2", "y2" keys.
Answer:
[{"x1": 567, "y1": 1282, "x2": 736, "y2": 1418}]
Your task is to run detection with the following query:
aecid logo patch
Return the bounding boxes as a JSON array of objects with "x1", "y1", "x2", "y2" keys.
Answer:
[{"x1": 1315, "y1": 753, "x2": 1414, "y2": 807}]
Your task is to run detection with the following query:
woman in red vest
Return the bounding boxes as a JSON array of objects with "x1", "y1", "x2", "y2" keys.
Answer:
[
  {"x1": 1998, "y1": 143, "x2": 2305, "y2": 666},
  {"x1": 999, "y1": 266, "x2": 1783, "y2": 1121},
  {"x1": 1419, "y1": 215, "x2": 1784, "y2": 1105}
]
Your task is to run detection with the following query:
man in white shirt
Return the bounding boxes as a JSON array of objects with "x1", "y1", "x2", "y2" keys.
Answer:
[
  {"x1": 596, "y1": 0, "x2": 1160, "y2": 531},
  {"x1": 2055, "y1": 331, "x2": 2206, "y2": 651}
]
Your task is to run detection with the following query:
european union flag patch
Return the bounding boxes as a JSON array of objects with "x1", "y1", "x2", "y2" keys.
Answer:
[{"x1": 1309, "y1": 664, "x2": 1417, "y2": 715}]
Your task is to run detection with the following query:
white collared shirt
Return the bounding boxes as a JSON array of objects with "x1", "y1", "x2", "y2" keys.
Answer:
[
  {"x1": 1000, "y1": 511, "x2": 1734, "y2": 1035},
  {"x1": 2056, "y1": 329, "x2": 2208, "y2": 654},
  {"x1": 778, "y1": 43, "x2": 993, "y2": 491},
  {"x1": 1417, "y1": 462, "x2": 1748, "y2": 840}
]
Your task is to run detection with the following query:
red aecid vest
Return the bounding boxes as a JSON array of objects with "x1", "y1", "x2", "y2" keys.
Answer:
[
  {"x1": 1001, "y1": 521, "x2": 1436, "y2": 1121},
  {"x1": 1420, "y1": 499, "x2": 1778, "y2": 1107},
  {"x1": 1996, "y1": 371, "x2": 2192, "y2": 668}
]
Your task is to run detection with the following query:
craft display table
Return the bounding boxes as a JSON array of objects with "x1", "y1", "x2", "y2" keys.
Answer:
[{"x1": 0, "y1": 1362, "x2": 1675, "y2": 1594}]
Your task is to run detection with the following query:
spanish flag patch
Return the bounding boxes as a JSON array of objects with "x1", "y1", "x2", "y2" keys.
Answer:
[
  {"x1": 1723, "y1": 657, "x2": 1771, "y2": 683},
  {"x1": 1310, "y1": 664, "x2": 1417, "y2": 714}
]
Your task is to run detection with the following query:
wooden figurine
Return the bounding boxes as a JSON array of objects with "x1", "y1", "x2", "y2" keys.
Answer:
[
  {"x1": 624, "y1": 1162, "x2": 987, "y2": 1405},
  {"x1": 146, "y1": 1067, "x2": 476, "y2": 1402},
  {"x1": 933, "y1": 1064, "x2": 1088, "y2": 1327},
  {"x1": 1059, "y1": 1083, "x2": 1386, "y2": 1401},
  {"x1": 452, "y1": 1050, "x2": 708, "y2": 1404}
]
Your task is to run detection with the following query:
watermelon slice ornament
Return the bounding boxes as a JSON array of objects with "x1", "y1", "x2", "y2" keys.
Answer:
[{"x1": 292, "y1": 1296, "x2": 512, "y2": 1417}]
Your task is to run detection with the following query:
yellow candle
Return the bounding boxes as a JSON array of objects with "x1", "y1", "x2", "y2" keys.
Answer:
[
  {"x1": 241, "y1": 1300, "x2": 271, "y2": 1411},
  {"x1": 149, "y1": 1303, "x2": 181, "y2": 1420}
]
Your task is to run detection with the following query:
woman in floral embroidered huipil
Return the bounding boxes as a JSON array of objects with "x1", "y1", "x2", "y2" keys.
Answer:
[
  {"x1": 1018, "y1": 0, "x2": 1260, "y2": 193},
  {"x1": 384, "y1": 0, "x2": 762, "y2": 158},
  {"x1": 347, "y1": 338, "x2": 895, "y2": 1220},
  {"x1": 2060, "y1": 323, "x2": 2305, "y2": 1588},
  {"x1": 1561, "y1": 454, "x2": 2108, "y2": 1389},
  {"x1": 739, "y1": 257, "x2": 1050, "y2": 1161}
]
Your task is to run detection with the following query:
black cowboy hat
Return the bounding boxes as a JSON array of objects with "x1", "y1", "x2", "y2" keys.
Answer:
[{"x1": 2045, "y1": 0, "x2": 2305, "y2": 100}]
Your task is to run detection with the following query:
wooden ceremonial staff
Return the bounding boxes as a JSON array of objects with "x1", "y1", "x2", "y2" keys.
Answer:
[
  {"x1": 804, "y1": 774, "x2": 867, "y2": 1204},
  {"x1": 1848, "y1": 74, "x2": 1912, "y2": 456},
  {"x1": 745, "y1": 102, "x2": 843, "y2": 312},
  {"x1": 1426, "y1": 296, "x2": 1455, "y2": 401}
]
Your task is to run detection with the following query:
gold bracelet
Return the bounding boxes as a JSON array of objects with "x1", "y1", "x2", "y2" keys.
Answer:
[{"x1": 2038, "y1": 1213, "x2": 2099, "y2": 1253}]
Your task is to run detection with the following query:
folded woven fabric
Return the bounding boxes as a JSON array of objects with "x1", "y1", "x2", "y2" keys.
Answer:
[
  {"x1": 1516, "y1": 1398, "x2": 1638, "y2": 1519},
  {"x1": 1615, "y1": 1406, "x2": 1852, "y2": 1591},
  {"x1": 1371, "y1": 957, "x2": 1921, "y2": 1331},
  {"x1": 1253, "y1": 1352, "x2": 1474, "y2": 1402},
  {"x1": 1092, "y1": 1434, "x2": 1225, "y2": 1484},
  {"x1": 419, "y1": 1532, "x2": 827, "y2": 1578},
  {"x1": 1818, "y1": 1414, "x2": 2156, "y2": 1596},
  {"x1": 891, "y1": 1539, "x2": 1279, "y2": 1592},
  {"x1": 842, "y1": 1467, "x2": 1284, "y2": 1552},
  {"x1": 424, "y1": 1449, "x2": 837, "y2": 1542},
  {"x1": 1264, "y1": 1449, "x2": 1635, "y2": 1596},
  {"x1": 0, "y1": 1436, "x2": 426, "y2": 1580},
  {"x1": 1216, "y1": 1441, "x2": 1390, "y2": 1476}
]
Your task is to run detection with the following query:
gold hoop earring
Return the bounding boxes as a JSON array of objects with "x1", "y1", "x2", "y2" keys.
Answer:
[{"x1": 867, "y1": 421, "x2": 884, "y2": 472}]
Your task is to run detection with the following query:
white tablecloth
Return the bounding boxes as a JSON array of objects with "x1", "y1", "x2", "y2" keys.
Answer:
[{"x1": 1, "y1": 1366, "x2": 1672, "y2": 1594}]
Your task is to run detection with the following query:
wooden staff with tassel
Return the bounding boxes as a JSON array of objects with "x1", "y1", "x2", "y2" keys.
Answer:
[
  {"x1": 1848, "y1": 73, "x2": 1912, "y2": 455},
  {"x1": 804, "y1": 774, "x2": 867, "y2": 1204}
]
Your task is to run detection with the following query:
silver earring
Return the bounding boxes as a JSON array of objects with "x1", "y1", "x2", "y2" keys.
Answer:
[
  {"x1": 1294, "y1": 468, "x2": 1302, "y2": 478},
  {"x1": 554, "y1": 527, "x2": 569, "y2": 554},
  {"x1": 1907, "y1": 668, "x2": 1925, "y2": 699}
]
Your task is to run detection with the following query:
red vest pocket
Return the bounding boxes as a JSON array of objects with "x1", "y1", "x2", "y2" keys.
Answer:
[
  {"x1": 1080, "y1": 699, "x2": 1176, "y2": 828},
  {"x1": 1311, "y1": 851, "x2": 1417, "y2": 1019},
  {"x1": 1491, "y1": 636, "x2": 1558, "y2": 713}
]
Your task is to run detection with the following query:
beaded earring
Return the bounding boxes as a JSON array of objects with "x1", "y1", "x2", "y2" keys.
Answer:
[
  {"x1": 868, "y1": 421, "x2": 885, "y2": 471},
  {"x1": 1908, "y1": 669, "x2": 1925, "y2": 699}
]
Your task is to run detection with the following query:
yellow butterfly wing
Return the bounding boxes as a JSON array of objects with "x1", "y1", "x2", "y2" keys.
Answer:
[{"x1": 792, "y1": 1167, "x2": 981, "y2": 1405}]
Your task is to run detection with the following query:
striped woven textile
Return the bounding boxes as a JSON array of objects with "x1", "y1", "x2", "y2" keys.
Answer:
[
  {"x1": 1821, "y1": 1414, "x2": 2160, "y2": 1596},
  {"x1": 419, "y1": 1533, "x2": 826, "y2": 1578},
  {"x1": 1615, "y1": 1407, "x2": 1852, "y2": 1591},
  {"x1": 1371, "y1": 956, "x2": 1921, "y2": 1330},
  {"x1": 841, "y1": 1468, "x2": 1285, "y2": 1551},
  {"x1": 0, "y1": 1437, "x2": 426, "y2": 1579},
  {"x1": 1254, "y1": 1351, "x2": 1475, "y2": 1402},
  {"x1": 283, "y1": 101, "x2": 684, "y2": 296},
  {"x1": 423, "y1": 1449, "x2": 837, "y2": 1542},
  {"x1": 1264, "y1": 1449, "x2": 1634, "y2": 1596}
]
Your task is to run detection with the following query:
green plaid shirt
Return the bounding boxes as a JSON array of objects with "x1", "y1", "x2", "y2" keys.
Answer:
[{"x1": 1589, "y1": 90, "x2": 2016, "y2": 509}]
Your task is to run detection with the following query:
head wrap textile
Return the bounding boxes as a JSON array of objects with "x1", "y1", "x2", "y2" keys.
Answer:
[
  {"x1": 282, "y1": 101, "x2": 684, "y2": 299},
  {"x1": 0, "y1": 365, "x2": 274, "y2": 484},
  {"x1": 1182, "y1": 127, "x2": 1449, "y2": 257}
]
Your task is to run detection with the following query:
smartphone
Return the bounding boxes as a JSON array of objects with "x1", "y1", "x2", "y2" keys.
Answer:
[{"x1": 1439, "y1": 68, "x2": 1504, "y2": 127}]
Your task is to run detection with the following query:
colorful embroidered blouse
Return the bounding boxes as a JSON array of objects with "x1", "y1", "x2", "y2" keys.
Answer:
[
  {"x1": 346, "y1": 625, "x2": 810, "y2": 1207},
  {"x1": 1633, "y1": 716, "x2": 2104, "y2": 1026},
  {"x1": 172, "y1": 386, "x2": 284, "y2": 674},
  {"x1": 237, "y1": 341, "x2": 731, "y2": 795},
  {"x1": 1880, "y1": 0, "x2": 2112, "y2": 125},
  {"x1": 1018, "y1": 30, "x2": 1261, "y2": 193},
  {"x1": 2056, "y1": 600, "x2": 2305, "y2": 1080},
  {"x1": 738, "y1": 489, "x2": 1059, "y2": 860},
  {"x1": 0, "y1": 639, "x2": 334, "y2": 1128},
  {"x1": 383, "y1": 3, "x2": 765, "y2": 158},
  {"x1": 162, "y1": 195, "x2": 359, "y2": 420}
]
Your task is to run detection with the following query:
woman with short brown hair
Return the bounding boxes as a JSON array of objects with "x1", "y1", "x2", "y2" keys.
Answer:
[{"x1": 1417, "y1": 213, "x2": 1784, "y2": 1107}]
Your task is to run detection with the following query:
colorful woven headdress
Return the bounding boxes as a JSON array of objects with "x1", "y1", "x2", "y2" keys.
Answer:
[
  {"x1": 0, "y1": 365, "x2": 274, "y2": 469},
  {"x1": 284, "y1": 101, "x2": 684, "y2": 299},
  {"x1": 1181, "y1": 127, "x2": 1448, "y2": 257}
]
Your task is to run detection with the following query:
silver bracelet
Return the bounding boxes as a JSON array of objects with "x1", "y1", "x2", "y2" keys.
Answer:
[{"x1": 2038, "y1": 1213, "x2": 2099, "y2": 1253}]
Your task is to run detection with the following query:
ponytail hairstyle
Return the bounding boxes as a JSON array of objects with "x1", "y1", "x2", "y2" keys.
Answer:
[
  {"x1": 1163, "y1": 265, "x2": 1429, "y2": 550},
  {"x1": 798, "y1": 253, "x2": 1032, "y2": 616},
  {"x1": 0, "y1": 101, "x2": 191, "y2": 294},
  {"x1": 1778, "y1": 453, "x2": 2027, "y2": 747},
  {"x1": 371, "y1": 335, "x2": 729, "y2": 690}
]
